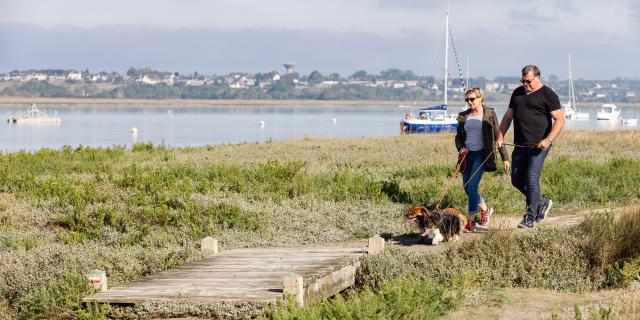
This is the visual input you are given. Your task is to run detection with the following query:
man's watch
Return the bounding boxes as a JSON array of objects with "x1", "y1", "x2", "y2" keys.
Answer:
[{"x1": 546, "y1": 137, "x2": 553, "y2": 144}]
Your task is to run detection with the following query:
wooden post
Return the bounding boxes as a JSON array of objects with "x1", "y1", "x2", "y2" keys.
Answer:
[
  {"x1": 367, "y1": 235, "x2": 385, "y2": 255},
  {"x1": 283, "y1": 273, "x2": 304, "y2": 306},
  {"x1": 201, "y1": 236, "x2": 219, "y2": 256},
  {"x1": 86, "y1": 269, "x2": 107, "y2": 292}
]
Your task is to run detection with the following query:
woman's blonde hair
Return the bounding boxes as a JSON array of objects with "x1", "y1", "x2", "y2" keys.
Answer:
[{"x1": 465, "y1": 87, "x2": 484, "y2": 102}]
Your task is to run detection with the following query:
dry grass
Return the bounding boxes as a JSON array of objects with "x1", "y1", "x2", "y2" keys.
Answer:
[{"x1": 0, "y1": 130, "x2": 639, "y2": 318}]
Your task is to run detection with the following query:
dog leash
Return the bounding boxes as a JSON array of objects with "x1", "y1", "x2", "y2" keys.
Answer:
[
  {"x1": 434, "y1": 141, "x2": 542, "y2": 210},
  {"x1": 435, "y1": 148, "x2": 497, "y2": 210}
]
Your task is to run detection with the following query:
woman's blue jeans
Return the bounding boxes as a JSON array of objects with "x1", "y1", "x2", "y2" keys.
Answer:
[{"x1": 462, "y1": 150, "x2": 485, "y2": 216}]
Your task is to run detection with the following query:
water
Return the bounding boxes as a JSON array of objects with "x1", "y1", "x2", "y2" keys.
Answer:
[{"x1": 0, "y1": 104, "x2": 637, "y2": 152}]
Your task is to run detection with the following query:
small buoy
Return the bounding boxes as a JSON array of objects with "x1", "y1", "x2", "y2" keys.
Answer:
[
  {"x1": 259, "y1": 120, "x2": 265, "y2": 127},
  {"x1": 131, "y1": 127, "x2": 138, "y2": 135},
  {"x1": 332, "y1": 118, "x2": 337, "y2": 124}
]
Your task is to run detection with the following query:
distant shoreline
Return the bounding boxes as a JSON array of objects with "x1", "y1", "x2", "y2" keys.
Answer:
[
  {"x1": 0, "y1": 97, "x2": 635, "y2": 108},
  {"x1": 0, "y1": 97, "x2": 437, "y2": 107}
]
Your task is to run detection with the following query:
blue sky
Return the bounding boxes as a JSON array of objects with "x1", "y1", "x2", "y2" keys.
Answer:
[{"x1": 1, "y1": 0, "x2": 638, "y2": 79}]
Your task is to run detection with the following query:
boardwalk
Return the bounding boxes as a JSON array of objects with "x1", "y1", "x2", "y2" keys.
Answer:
[{"x1": 83, "y1": 244, "x2": 375, "y2": 305}]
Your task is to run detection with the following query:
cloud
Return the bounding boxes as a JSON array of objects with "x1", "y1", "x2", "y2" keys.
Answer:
[
  {"x1": 507, "y1": 7, "x2": 555, "y2": 30},
  {"x1": 1, "y1": 1, "x2": 638, "y2": 79}
]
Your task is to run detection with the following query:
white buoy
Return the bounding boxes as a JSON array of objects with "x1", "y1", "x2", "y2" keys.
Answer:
[
  {"x1": 259, "y1": 120, "x2": 265, "y2": 127},
  {"x1": 131, "y1": 127, "x2": 138, "y2": 135}
]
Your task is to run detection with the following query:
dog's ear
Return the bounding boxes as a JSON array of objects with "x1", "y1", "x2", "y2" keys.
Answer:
[{"x1": 417, "y1": 206, "x2": 429, "y2": 216}]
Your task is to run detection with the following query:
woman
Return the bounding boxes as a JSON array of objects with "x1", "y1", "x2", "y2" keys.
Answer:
[{"x1": 455, "y1": 88, "x2": 510, "y2": 232}]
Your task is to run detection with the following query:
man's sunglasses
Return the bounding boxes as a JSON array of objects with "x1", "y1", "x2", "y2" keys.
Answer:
[
  {"x1": 520, "y1": 79, "x2": 533, "y2": 84},
  {"x1": 465, "y1": 97, "x2": 478, "y2": 102}
]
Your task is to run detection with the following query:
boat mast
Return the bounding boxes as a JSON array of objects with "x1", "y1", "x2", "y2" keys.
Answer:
[
  {"x1": 444, "y1": 9, "x2": 449, "y2": 107},
  {"x1": 569, "y1": 53, "x2": 576, "y2": 110}
]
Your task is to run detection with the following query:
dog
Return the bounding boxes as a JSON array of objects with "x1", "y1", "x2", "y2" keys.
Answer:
[{"x1": 405, "y1": 205, "x2": 468, "y2": 245}]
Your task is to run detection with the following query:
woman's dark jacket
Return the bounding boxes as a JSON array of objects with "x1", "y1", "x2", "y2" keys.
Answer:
[{"x1": 455, "y1": 106, "x2": 509, "y2": 172}]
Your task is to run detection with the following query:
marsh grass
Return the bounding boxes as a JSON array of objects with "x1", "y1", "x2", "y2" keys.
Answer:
[
  {"x1": 0, "y1": 131, "x2": 639, "y2": 318},
  {"x1": 263, "y1": 277, "x2": 462, "y2": 320},
  {"x1": 580, "y1": 208, "x2": 640, "y2": 287}
]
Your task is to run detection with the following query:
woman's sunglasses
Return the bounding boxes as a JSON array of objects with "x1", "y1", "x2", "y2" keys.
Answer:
[{"x1": 465, "y1": 97, "x2": 478, "y2": 102}]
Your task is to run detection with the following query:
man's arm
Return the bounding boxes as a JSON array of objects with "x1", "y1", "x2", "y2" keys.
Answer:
[
  {"x1": 537, "y1": 109, "x2": 565, "y2": 149},
  {"x1": 496, "y1": 108, "x2": 513, "y2": 148}
]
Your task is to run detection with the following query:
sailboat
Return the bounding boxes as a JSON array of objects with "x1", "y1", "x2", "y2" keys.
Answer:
[
  {"x1": 7, "y1": 103, "x2": 61, "y2": 124},
  {"x1": 401, "y1": 10, "x2": 458, "y2": 134},
  {"x1": 564, "y1": 54, "x2": 589, "y2": 120},
  {"x1": 623, "y1": 92, "x2": 638, "y2": 125}
]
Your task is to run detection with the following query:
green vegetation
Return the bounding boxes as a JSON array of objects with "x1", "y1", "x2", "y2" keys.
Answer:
[
  {"x1": 264, "y1": 278, "x2": 462, "y2": 320},
  {"x1": 0, "y1": 131, "x2": 639, "y2": 318}
]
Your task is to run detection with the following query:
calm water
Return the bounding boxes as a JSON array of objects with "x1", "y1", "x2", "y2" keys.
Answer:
[{"x1": 1, "y1": 104, "x2": 638, "y2": 152}]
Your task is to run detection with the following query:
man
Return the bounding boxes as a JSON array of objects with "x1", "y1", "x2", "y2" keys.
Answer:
[{"x1": 496, "y1": 65, "x2": 565, "y2": 229}]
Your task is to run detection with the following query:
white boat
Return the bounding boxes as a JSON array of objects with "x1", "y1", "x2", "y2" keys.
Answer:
[
  {"x1": 7, "y1": 103, "x2": 61, "y2": 124},
  {"x1": 596, "y1": 103, "x2": 621, "y2": 120},
  {"x1": 400, "y1": 10, "x2": 459, "y2": 134},
  {"x1": 564, "y1": 54, "x2": 589, "y2": 120},
  {"x1": 402, "y1": 105, "x2": 457, "y2": 133}
]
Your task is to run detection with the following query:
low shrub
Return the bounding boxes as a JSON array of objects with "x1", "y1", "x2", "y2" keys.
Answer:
[
  {"x1": 358, "y1": 228, "x2": 593, "y2": 292},
  {"x1": 18, "y1": 273, "x2": 109, "y2": 319},
  {"x1": 263, "y1": 277, "x2": 462, "y2": 320},
  {"x1": 580, "y1": 208, "x2": 640, "y2": 286}
]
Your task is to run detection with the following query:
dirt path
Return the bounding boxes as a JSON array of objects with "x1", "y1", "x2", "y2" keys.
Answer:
[
  {"x1": 444, "y1": 286, "x2": 640, "y2": 320},
  {"x1": 391, "y1": 211, "x2": 587, "y2": 255}
]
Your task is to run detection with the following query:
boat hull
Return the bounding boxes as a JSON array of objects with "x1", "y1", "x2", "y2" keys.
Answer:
[
  {"x1": 9, "y1": 117, "x2": 61, "y2": 124},
  {"x1": 596, "y1": 112, "x2": 620, "y2": 120},
  {"x1": 403, "y1": 119, "x2": 458, "y2": 133}
]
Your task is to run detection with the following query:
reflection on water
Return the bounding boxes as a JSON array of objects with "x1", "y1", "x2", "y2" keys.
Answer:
[{"x1": 0, "y1": 104, "x2": 637, "y2": 152}]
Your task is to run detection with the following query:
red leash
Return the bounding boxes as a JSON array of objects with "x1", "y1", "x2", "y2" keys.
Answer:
[{"x1": 456, "y1": 149, "x2": 468, "y2": 173}]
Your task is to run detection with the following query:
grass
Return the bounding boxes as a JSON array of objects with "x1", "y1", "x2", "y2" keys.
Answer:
[
  {"x1": 0, "y1": 131, "x2": 639, "y2": 318},
  {"x1": 262, "y1": 278, "x2": 463, "y2": 320}
]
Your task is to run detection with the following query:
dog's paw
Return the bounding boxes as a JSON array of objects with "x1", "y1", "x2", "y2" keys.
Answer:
[{"x1": 431, "y1": 233, "x2": 444, "y2": 245}]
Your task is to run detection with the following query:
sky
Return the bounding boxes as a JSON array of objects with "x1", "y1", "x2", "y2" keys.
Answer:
[{"x1": 1, "y1": 0, "x2": 638, "y2": 79}]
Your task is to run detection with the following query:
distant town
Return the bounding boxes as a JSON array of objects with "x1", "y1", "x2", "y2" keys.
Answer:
[{"x1": 1, "y1": 65, "x2": 639, "y2": 102}]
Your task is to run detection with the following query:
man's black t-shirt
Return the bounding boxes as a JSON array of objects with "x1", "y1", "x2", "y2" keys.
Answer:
[{"x1": 508, "y1": 85, "x2": 561, "y2": 144}]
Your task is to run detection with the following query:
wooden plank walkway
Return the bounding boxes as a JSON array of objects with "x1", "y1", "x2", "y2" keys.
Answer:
[{"x1": 83, "y1": 244, "x2": 375, "y2": 305}]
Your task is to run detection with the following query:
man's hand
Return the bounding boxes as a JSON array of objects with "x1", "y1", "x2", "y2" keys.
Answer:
[
  {"x1": 537, "y1": 138, "x2": 552, "y2": 150},
  {"x1": 503, "y1": 161, "x2": 510, "y2": 172},
  {"x1": 495, "y1": 138, "x2": 503, "y2": 149}
]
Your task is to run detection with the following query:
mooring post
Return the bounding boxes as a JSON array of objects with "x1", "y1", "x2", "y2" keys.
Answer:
[
  {"x1": 283, "y1": 273, "x2": 304, "y2": 306},
  {"x1": 86, "y1": 269, "x2": 107, "y2": 292},
  {"x1": 367, "y1": 235, "x2": 385, "y2": 255},
  {"x1": 201, "y1": 236, "x2": 219, "y2": 256}
]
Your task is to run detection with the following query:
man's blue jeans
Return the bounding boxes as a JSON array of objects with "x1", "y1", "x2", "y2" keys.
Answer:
[
  {"x1": 511, "y1": 146, "x2": 551, "y2": 218},
  {"x1": 462, "y1": 150, "x2": 485, "y2": 216}
]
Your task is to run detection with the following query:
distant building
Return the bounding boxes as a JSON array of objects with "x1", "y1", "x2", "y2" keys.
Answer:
[
  {"x1": 140, "y1": 75, "x2": 159, "y2": 85},
  {"x1": 33, "y1": 73, "x2": 48, "y2": 81},
  {"x1": 66, "y1": 71, "x2": 82, "y2": 80},
  {"x1": 90, "y1": 74, "x2": 108, "y2": 82},
  {"x1": 186, "y1": 80, "x2": 206, "y2": 86},
  {"x1": 283, "y1": 63, "x2": 296, "y2": 74}
]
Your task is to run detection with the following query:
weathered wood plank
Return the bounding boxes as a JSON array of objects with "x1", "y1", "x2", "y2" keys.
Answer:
[{"x1": 83, "y1": 245, "x2": 368, "y2": 305}]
